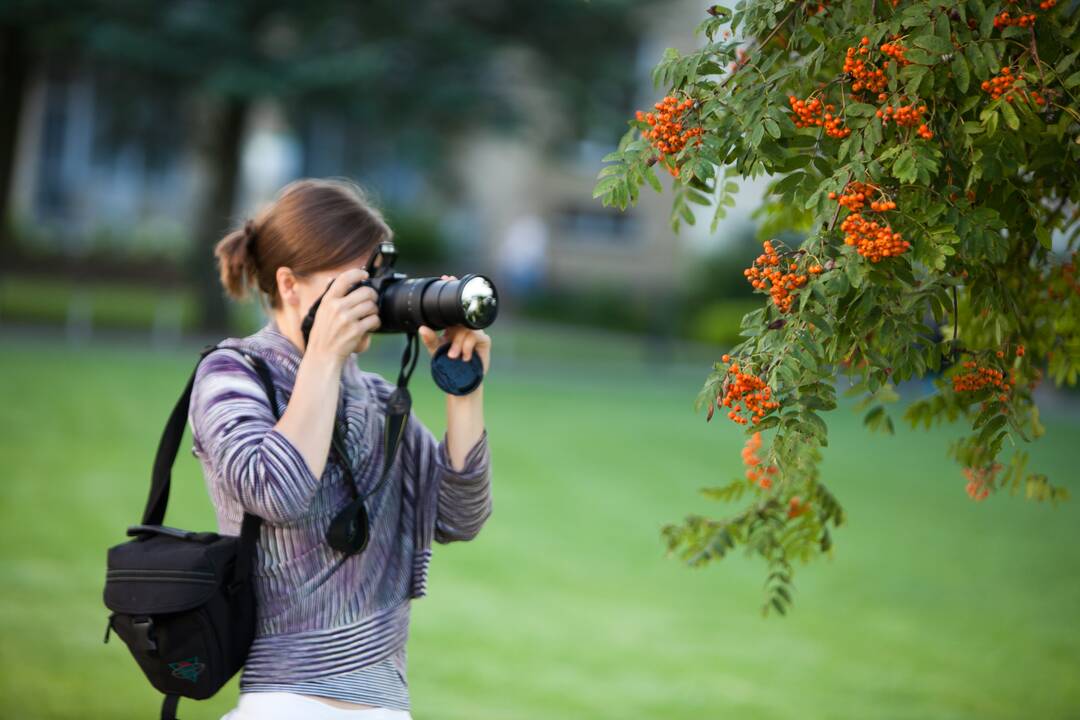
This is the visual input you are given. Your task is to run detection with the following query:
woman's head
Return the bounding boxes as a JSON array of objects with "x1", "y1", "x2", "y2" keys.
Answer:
[{"x1": 215, "y1": 178, "x2": 392, "y2": 314}]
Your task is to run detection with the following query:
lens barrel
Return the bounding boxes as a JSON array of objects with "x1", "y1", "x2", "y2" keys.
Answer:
[{"x1": 379, "y1": 273, "x2": 498, "y2": 333}]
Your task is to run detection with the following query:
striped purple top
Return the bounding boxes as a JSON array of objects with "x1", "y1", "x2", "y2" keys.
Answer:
[{"x1": 187, "y1": 319, "x2": 492, "y2": 710}]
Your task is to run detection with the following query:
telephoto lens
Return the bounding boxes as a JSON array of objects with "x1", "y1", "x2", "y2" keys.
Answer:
[{"x1": 377, "y1": 273, "x2": 498, "y2": 334}]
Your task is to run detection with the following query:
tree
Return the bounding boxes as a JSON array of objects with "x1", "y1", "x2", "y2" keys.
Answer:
[
  {"x1": 594, "y1": 0, "x2": 1079, "y2": 615},
  {"x1": 2, "y1": 0, "x2": 646, "y2": 332}
]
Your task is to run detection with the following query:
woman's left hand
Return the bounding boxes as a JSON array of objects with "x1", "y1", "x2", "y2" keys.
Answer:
[{"x1": 418, "y1": 275, "x2": 492, "y2": 376}]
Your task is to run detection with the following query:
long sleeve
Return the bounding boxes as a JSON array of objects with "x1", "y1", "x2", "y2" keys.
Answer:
[
  {"x1": 189, "y1": 349, "x2": 322, "y2": 524},
  {"x1": 431, "y1": 427, "x2": 492, "y2": 543},
  {"x1": 400, "y1": 407, "x2": 493, "y2": 547}
]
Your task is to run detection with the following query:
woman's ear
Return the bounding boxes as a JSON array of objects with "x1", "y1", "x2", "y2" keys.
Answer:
[{"x1": 276, "y1": 267, "x2": 301, "y2": 308}]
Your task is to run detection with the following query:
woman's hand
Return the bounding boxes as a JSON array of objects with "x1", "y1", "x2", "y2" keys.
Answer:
[
  {"x1": 304, "y1": 267, "x2": 381, "y2": 365},
  {"x1": 418, "y1": 276, "x2": 492, "y2": 375}
]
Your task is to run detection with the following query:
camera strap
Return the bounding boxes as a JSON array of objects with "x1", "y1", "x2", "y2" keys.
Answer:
[{"x1": 326, "y1": 331, "x2": 420, "y2": 555}]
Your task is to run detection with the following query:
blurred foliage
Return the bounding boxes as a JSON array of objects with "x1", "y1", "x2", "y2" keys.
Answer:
[
  {"x1": 517, "y1": 282, "x2": 665, "y2": 336},
  {"x1": 381, "y1": 207, "x2": 449, "y2": 272},
  {"x1": 1, "y1": 0, "x2": 651, "y2": 161},
  {"x1": 1, "y1": 0, "x2": 655, "y2": 331}
]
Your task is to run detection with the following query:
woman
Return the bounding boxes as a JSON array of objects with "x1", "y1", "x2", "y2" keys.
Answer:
[{"x1": 189, "y1": 178, "x2": 493, "y2": 720}]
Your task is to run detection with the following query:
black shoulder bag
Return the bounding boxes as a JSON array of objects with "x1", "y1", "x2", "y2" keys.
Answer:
[{"x1": 102, "y1": 345, "x2": 278, "y2": 720}]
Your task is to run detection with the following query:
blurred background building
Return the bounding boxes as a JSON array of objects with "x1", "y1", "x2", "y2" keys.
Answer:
[{"x1": 1, "y1": 0, "x2": 770, "y2": 351}]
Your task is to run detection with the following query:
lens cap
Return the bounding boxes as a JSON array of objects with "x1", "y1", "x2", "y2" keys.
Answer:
[{"x1": 430, "y1": 343, "x2": 484, "y2": 396}]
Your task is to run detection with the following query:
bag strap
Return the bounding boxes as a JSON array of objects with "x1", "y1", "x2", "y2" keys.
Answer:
[
  {"x1": 141, "y1": 345, "x2": 275, "y2": 566},
  {"x1": 142, "y1": 344, "x2": 223, "y2": 526},
  {"x1": 161, "y1": 693, "x2": 179, "y2": 720}
]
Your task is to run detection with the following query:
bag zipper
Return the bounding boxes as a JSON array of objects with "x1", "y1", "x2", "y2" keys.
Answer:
[{"x1": 106, "y1": 569, "x2": 216, "y2": 583}]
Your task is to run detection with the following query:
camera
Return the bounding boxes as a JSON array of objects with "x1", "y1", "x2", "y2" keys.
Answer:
[{"x1": 301, "y1": 241, "x2": 499, "y2": 343}]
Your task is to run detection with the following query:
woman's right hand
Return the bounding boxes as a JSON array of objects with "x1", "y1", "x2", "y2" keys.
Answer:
[{"x1": 304, "y1": 267, "x2": 381, "y2": 364}]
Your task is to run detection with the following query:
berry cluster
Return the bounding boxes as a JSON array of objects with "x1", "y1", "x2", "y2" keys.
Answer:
[
  {"x1": 879, "y1": 39, "x2": 911, "y2": 66},
  {"x1": 743, "y1": 240, "x2": 811, "y2": 312},
  {"x1": 877, "y1": 103, "x2": 933, "y2": 138},
  {"x1": 829, "y1": 183, "x2": 910, "y2": 262},
  {"x1": 742, "y1": 431, "x2": 778, "y2": 489},
  {"x1": 980, "y1": 67, "x2": 1046, "y2": 106},
  {"x1": 636, "y1": 96, "x2": 704, "y2": 176},
  {"x1": 962, "y1": 464, "x2": 1002, "y2": 502},
  {"x1": 718, "y1": 356, "x2": 780, "y2": 426},
  {"x1": 1039, "y1": 0, "x2": 1057, "y2": 9},
  {"x1": 981, "y1": 66, "x2": 1017, "y2": 100},
  {"x1": 993, "y1": 10, "x2": 1036, "y2": 28},
  {"x1": 1065, "y1": 256, "x2": 1079, "y2": 293},
  {"x1": 831, "y1": 181, "x2": 878, "y2": 212},
  {"x1": 952, "y1": 360, "x2": 1014, "y2": 401},
  {"x1": 839, "y1": 214, "x2": 910, "y2": 262},
  {"x1": 1047, "y1": 253, "x2": 1080, "y2": 299},
  {"x1": 844, "y1": 39, "x2": 888, "y2": 94},
  {"x1": 787, "y1": 96, "x2": 852, "y2": 138},
  {"x1": 787, "y1": 496, "x2": 810, "y2": 519}
]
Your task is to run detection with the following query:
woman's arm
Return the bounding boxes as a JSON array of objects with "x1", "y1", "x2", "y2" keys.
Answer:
[
  {"x1": 410, "y1": 317, "x2": 494, "y2": 544},
  {"x1": 276, "y1": 267, "x2": 380, "y2": 479},
  {"x1": 445, "y1": 383, "x2": 485, "y2": 472},
  {"x1": 190, "y1": 351, "x2": 324, "y2": 523}
]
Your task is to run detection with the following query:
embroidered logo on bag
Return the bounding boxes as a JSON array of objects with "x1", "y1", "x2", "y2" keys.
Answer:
[{"x1": 169, "y1": 657, "x2": 206, "y2": 682}]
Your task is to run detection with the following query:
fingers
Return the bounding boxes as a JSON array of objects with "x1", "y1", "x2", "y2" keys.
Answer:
[
  {"x1": 344, "y1": 299, "x2": 379, "y2": 322},
  {"x1": 337, "y1": 284, "x2": 378, "y2": 308},
  {"x1": 418, "y1": 325, "x2": 440, "y2": 355},
  {"x1": 326, "y1": 268, "x2": 369, "y2": 299},
  {"x1": 356, "y1": 313, "x2": 381, "y2": 336},
  {"x1": 447, "y1": 328, "x2": 466, "y2": 359},
  {"x1": 459, "y1": 333, "x2": 478, "y2": 361}
]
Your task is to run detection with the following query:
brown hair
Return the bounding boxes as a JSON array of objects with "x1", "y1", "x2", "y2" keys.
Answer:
[{"x1": 214, "y1": 178, "x2": 392, "y2": 309}]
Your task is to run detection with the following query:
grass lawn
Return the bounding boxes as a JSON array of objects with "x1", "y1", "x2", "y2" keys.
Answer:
[{"x1": 0, "y1": 334, "x2": 1078, "y2": 720}]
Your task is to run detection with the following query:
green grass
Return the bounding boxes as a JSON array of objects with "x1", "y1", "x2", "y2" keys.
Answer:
[{"x1": 1, "y1": 336, "x2": 1078, "y2": 720}]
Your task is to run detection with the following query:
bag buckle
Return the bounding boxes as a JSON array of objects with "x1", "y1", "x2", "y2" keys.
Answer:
[{"x1": 132, "y1": 616, "x2": 158, "y2": 655}]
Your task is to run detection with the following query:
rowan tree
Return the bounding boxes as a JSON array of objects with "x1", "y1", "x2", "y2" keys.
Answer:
[{"x1": 594, "y1": 0, "x2": 1080, "y2": 614}]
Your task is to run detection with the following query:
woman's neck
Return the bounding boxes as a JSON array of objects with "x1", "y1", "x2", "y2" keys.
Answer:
[{"x1": 270, "y1": 310, "x2": 307, "y2": 355}]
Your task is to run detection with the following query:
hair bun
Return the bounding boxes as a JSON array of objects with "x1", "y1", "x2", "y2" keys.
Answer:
[{"x1": 243, "y1": 219, "x2": 258, "y2": 257}]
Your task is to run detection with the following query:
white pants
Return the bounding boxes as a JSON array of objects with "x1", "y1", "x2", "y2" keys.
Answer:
[{"x1": 221, "y1": 692, "x2": 413, "y2": 720}]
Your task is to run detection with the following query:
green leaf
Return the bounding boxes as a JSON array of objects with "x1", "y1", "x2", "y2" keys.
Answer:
[
  {"x1": 1036, "y1": 222, "x2": 1052, "y2": 250},
  {"x1": 1055, "y1": 50, "x2": 1079, "y2": 75},
  {"x1": 592, "y1": 173, "x2": 622, "y2": 200},
  {"x1": 912, "y1": 34, "x2": 952, "y2": 55},
  {"x1": 951, "y1": 54, "x2": 970, "y2": 93},
  {"x1": 644, "y1": 166, "x2": 663, "y2": 193},
  {"x1": 679, "y1": 197, "x2": 695, "y2": 225},
  {"x1": 748, "y1": 120, "x2": 763, "y2": 147},
  {"x1": 846, "y1": 103, "x2": 877, "y2": 118},
  {"x1": 892, "y1": 148, "x2": 918, "y2": 183},
  {"x1": 900, "y1": 64, "x2": 929, "y2": 95},
  {"x1": 1000, "y1": 101, "x2": 1020, "y2": 131},
  {"x1": 965, "y1": 42, "x2": 988, "y2": 81}
]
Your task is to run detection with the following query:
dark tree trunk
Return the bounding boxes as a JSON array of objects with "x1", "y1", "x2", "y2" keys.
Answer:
[
  {"x1": 188, "y1": 95, "x2": 249, "y2": 334},
  {"x1": 0, "y1": 25, "x2": 29, "y2": 255}
]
